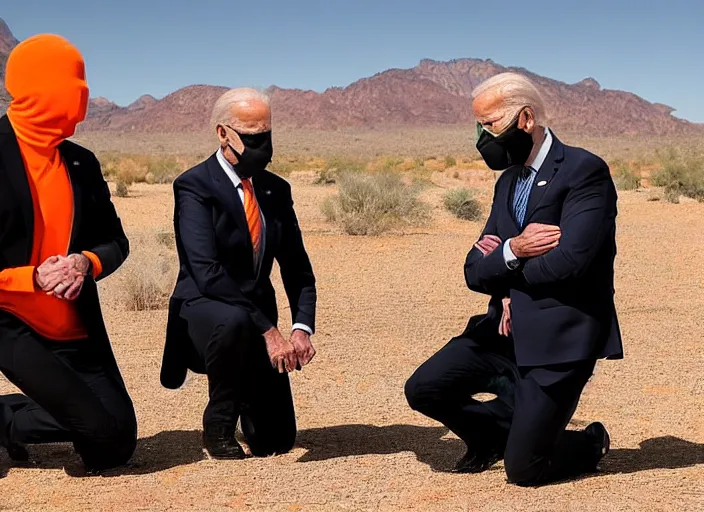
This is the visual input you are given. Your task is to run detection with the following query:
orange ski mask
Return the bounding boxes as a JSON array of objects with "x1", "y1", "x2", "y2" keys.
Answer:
[
  {"x1": 0, "y1": 34, "x2": 100, "y2": 340},
  {"x1": 6, "y1": 34, "x2": 89, "y2": 148}
]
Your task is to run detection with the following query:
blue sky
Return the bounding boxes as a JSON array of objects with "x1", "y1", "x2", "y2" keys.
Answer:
[{"x1": 3, "y1": 1, "x2": 703, "y2": 121}]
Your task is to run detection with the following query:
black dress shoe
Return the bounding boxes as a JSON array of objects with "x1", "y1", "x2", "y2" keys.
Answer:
[
  {"x1": 5, "y1": 441, "x2": 29, "y2": 462},
  {"x1": 584, "y1": 422, "x2": 610, "y2": 469},
  {"x1": 203, "y1": 429, "x2": 247, "y2": 460},
  {"x1": 0, "y1": 406, "x2": 29, "y2": 462},
  {"x1": 452, "y1": 449, "x2": 502, "y2": 474}
]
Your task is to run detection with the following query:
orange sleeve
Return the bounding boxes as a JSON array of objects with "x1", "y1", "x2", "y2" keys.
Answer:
[
  {"x1": 82, "y1": 251, "x2": 103, "y2": 279},
  {"x1": 0, "y1": 266, "x2": 36, "y2": 293}
]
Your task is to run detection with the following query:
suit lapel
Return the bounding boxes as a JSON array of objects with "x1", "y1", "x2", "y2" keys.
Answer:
[
  {"x1": 523, "y1": 133, "x2": 564, "y2": 224},
  {"x1": 206, "y1": 155, "x2": 252, "y2": 253},
  {"x1": 0, "y1": 116, "x2": 34, "y2": 260},
  {"x1": 60, "y1": 144, "x2": 84, "y2": 249}
]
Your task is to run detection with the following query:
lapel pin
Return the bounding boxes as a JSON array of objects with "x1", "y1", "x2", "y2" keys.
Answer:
[
  {"x1": 537, "y1": 180, "x2": 548, "y2": 187},
  {"x1": 265, "y1": 190, "x2": 272, "y2": 195},
  {"x1": 73, "y1": 161, "x2": 80, "y2": 166}
]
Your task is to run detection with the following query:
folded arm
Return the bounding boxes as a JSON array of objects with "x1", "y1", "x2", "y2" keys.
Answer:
[
  {"x1": 464, "y1": 182, "x2": 517, "y2": 296},
  {"x1": 522, "y1": 162, "x2": 615, "y2": 285},
  {"x1": 174, "y1": 179, "x2": 274, "y2": 333}
]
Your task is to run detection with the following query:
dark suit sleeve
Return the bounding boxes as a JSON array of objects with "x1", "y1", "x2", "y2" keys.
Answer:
[
  {"x1": 522, "y1": 161, "x2": 615, "y2": 285},
  {"x1": 275, "y1": 184, "x2": 317, "y2": 332},
  {"x1": 464, "y1": 177, "x2": 516, "y2": 296},
  {"x1": 84, "y1": 153, "x2": 129, "y2": 281},
  {"x1": 174, "y1": 178, "x2": 274, "y2": 333}
]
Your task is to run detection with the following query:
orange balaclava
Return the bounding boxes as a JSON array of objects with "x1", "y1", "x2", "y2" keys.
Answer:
[{"x1": 5, "y1": 34, "x2": 89, "y2": 149}]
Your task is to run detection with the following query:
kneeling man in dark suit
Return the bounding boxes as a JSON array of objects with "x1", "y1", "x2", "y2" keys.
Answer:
[
  {"x1": 405, "y1": 73, "x2": 623, "y2": 486},
  {"x1": 161, "y1": 89, "x2": 317, "y2": 459}
]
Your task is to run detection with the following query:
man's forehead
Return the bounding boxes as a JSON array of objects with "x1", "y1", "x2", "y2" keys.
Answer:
[
  {"x1": 228, "y1": 99, "x2": 271, "y2": 123},
  {"x1": 472, "y1": 90, "x2": 506, "y2": 120}
]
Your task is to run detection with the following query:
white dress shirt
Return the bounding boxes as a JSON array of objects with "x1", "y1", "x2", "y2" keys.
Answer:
[
  {"x1": 503, "y1": 128, "x2": 553, "y2": 266},
  {"x1": 216, "y1": 149, "x2": 313, "y2": 336}
]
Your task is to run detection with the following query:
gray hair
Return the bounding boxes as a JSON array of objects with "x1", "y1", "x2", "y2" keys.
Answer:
[
  {"x1": 211, "y1": 87, "x2": 271, "y2": 129},
  {"x1": 472, "y1": 72, "x2": 546, "y2": 124}
]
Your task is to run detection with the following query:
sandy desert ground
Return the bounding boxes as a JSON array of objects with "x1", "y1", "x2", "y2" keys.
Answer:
[{"x1": 1, "y1": 171, "x2": 703, "y2": 511}]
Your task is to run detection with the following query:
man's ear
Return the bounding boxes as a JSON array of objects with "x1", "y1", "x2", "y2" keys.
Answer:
[
  {"x1": 521, "y1": 108, "x2": 536, "y2": 134},
  {"x1": 216, "y1": 124, "x2": 228, "y2": 142}
]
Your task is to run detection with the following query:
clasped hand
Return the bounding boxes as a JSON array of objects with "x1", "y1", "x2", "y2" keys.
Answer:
[
  {"x1": 34, "y1": 254, "x2": 91, "y2": 301},
  {"x1": 263, "y1": 327, "x2": 317, "y2": 374}
]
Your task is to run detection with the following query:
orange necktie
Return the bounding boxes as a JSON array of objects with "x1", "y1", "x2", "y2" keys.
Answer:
[{"x1": 241, "y1": 179, "x2": 263, "y2": 259}]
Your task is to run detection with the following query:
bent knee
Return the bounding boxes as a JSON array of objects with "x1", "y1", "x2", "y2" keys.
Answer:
[
  {"x1": 404, "y1": 372, "x2": 437, "y2": 413},
  {"x1": 504, "y1": 457, "x2": 545, "y2": 487}
]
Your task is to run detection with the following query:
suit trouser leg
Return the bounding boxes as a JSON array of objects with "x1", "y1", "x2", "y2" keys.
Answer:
[
  {"x1": 181, "y1": 298, "x2": 255, "y2": 430},
  {"x1": 405, "y1": 336, "x2": 518, "y2": 451},
  {"x1": 504, "y1": 360, "x2": 597, "y2": 486},
  {"x1": 0, "y1": 315, "x2": 137, "y2": 470},
  {"x1": 240, "y1": 333, "x2": 296, "y2": 457},
  {"x1": 181, "y1": 298, "x2": 297, "y2": 454}
]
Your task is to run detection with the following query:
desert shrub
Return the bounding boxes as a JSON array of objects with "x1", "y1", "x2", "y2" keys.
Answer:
[
  {"x1": 97, "y1": 151, "x2": 122, "y2": 178},
  {"x1": 322, "y1": 172, "x2": 429, "y2": 235},
  {"x1": 146, "y1": 155, "x2": 182, "y2": 184},
  {"x1": 314, "y1": 167, "x2": 337, "y2": 185},
  {"x1": 443, "y1": 188, "x2": 482, "y2": 221},
  {"x1": 115, "y1": 157, "x2": 147, "y2": 185},
  {"x1": 120, "y1": 232, "x2": 177, "y2": 311},
  {"x1": 114, "y1": 180, "x2": 129, "y2": 198},
  {"x1": 325, "y1": 156, "x2": 366, "y2": 174},
  {"x1": 444, "y1": 155, "x2": 457, "y2": 168},
  {"x1": 651, "y1": 148, "x2": 704, "y2": 203},
  {"x1": 611, "y1": 160, "x2": 641, "y2": 191}
]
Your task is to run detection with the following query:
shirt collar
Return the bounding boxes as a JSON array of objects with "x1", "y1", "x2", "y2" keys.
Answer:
[
  {"x1": 216, "y1": 147, "x2": 243, "y2": 188},
  {"x1": 525, "y1": 127, "x2": 552, "y2": 173}
]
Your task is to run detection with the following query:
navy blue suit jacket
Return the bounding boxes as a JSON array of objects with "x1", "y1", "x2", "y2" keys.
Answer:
[
  {"x1": 160, "y1": 154, "x2": 316, "y2": 389},
  {"x1": 463, "y1": 132, "x2": 623, "y2": 367}
]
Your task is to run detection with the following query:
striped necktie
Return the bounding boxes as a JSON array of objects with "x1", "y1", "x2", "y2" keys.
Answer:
[
  {"x1": 513, "y1": 166, "x2": 537, "y2": 227},
  {"x1": 241, "y1": 179, "x2": 263, "y2": 261}
]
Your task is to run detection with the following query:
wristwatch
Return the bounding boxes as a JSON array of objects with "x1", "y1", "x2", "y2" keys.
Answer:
[{"x1": 507, "y1": 257, "x2": 522, "y2": 270}]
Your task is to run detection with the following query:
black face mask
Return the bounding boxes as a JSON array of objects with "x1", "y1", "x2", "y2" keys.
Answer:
[
  {"x1": 227, "y1": 128, "x2": 273, "y2": 179},
  {"x1": 475, "y1": 116, "x2": 534, "y2": 171}
]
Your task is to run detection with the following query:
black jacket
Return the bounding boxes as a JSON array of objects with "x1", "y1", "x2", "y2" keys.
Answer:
[
  {"x1": 160, "y1": 154, "x2": 317, "y2": 389},
  {"x1": 462, "y1": 133, "x2": 623, "y2": 367},
  {"x1": 0, "y1": 115, "x2": 129, "y2": 373}
]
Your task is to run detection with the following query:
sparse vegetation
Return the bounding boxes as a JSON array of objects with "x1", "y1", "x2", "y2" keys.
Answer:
[
  {"x1": 444, "y1": 156, "x2": 457, "y2": 168},
  {"x1": 611, "y1": 160, "x2": 641, "y2": 191},
  {"x1": 120, "y1": 232, "x2": 177, "y2": 311},
  {"x1": 651, "y1": 148, "x2": 704, "y2": 203},
  {"x1": 443, "y1": 187, "x2": 483, "y2": 221},
  {"x1": 115, "y1": 180, "x2": 130, "y2": 197},
  {"x1": 314, "y1": 167, "x2": 338, "y2": 185},
  {"x1": 322, "y1": 172, "x2": 430, "y2": 235}
]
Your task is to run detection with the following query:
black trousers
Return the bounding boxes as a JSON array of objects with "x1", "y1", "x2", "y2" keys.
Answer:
[
  {"x1": 405, "y1": 335, "x2": 598, "y2": 486},
  {"x1": 0, "y1": 311, "x2": 137, "y2": 471},
  {"x1": 180, "y1": 297, "x2": 296, "y2": 457}
]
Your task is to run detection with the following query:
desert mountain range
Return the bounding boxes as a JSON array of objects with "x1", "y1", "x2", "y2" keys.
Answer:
[{"x1": 1, "y1": 17, "x2": 700, "y2": 137}]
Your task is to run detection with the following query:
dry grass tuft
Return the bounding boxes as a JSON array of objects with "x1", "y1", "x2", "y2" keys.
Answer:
[
  {"x1": 611, "y1": 160, "x2": 642, "y2": 191},
  {"x1": 443, "y1": 188, "x2": 483, "y2": 221},
  {"x1": 651, "y1": 147, "x2": 704, "y2": 203},
  {"x1": 119, "y1": 231, "x2": 178, "y2": 311},
  {"x1": 322, "y1": 172, "x2": 430, "y2": 235},
  {"x1": 114, "y1": 180, "x2": 130, "y2": 198}
]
